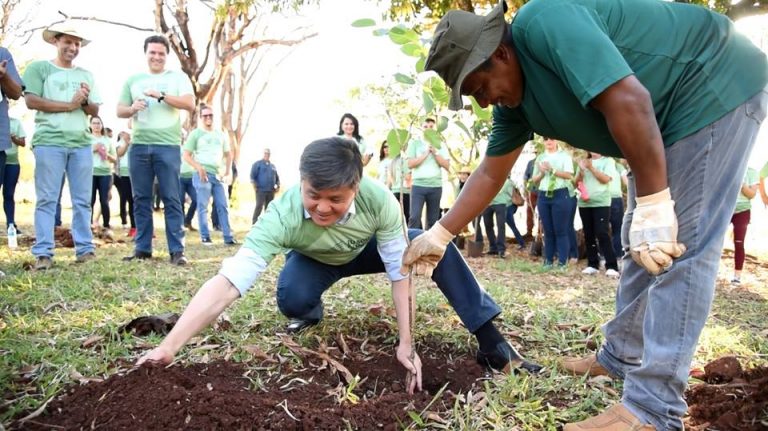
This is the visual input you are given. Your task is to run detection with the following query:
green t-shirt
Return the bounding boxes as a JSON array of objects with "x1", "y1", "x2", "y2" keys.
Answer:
[
  {"x1": 734, "y1": 167, "x2": 759, "y2": 213},
  {"x1": 578, "y1": 157, "x2": 616, "y2": 208},
  {"x1": 180, "y1": 152, "x2": 195, "y2": 179},
  {"x1": 609, "y1": 160, "x2": 627, "y2": 198},
  {"x1": 23, "y1": 61, "x2": 102, "y2": 148},
  {"x1": 91, "y1": 135, "x2": 116, "y2": 176},
  {"x1": 183, "y1": 128, "x2": 230, "y2": 173},
  {"x1": 532, "y1": 151, "x2": 573, "y2": 193},
  {"x1": 406, "y1": 139, "x2": 448, "y2": 187},
  {"x1": 242, "y1": 177, "x2": 404, "y2": 266},
  {"x1": 118, "y1": 70, "x2": 193, "y2": 146},
  {"x1": 486, "y1": 0, "x2": 768, "y2": 158},
  {"x1": 5, "y1": 118, "x2": 26, "y2": 165},
  {"x1": 760, "y1": 161, "x2": 768, "y2": 179},
  {"x1": 490, "y1": 179, "x2": 514, "y2": 206},
  {"x1": 391, "y1": 156, "x2": 411, "y2": 193},
  {"x1": 117, "y1": 142, "x2": 130, "y2": 177}
]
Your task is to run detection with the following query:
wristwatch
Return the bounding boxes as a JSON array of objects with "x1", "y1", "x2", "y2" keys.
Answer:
[{"x1": 157, "y1": 91, "x2": 166, "y2": 103}]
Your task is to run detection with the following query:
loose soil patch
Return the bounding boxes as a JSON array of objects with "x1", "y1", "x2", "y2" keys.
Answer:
[
  {"x1": 685, "y1": 356, "x2": 768, "y2": 431},
  {"x1": 13, "y1": 338, "x2": 488, "y2": 430}
]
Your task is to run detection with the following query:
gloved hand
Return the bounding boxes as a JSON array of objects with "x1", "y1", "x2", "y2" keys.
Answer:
[
  {"x1": 629, "y1": 188, "x2": 686, "y2": 275},
  {"x1": 400, "y1": 221, "x2": 455, "y2": 277}
]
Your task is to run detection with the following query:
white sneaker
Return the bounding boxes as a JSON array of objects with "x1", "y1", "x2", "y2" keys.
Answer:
[
  {"x1": 582, "y1": 267, "x2": 599, "y2": 275},
  {"x1": 605, "y1": 269, "x2": 620, "y2": 278}
]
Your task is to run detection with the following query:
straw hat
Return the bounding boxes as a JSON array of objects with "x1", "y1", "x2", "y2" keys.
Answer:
[{"x1": 42, "y1": 22, "x2": 91, "y2": 47}]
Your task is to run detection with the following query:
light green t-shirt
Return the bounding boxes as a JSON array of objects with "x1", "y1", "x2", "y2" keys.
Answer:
[
  {"x1": 391, "y1": 156, "x2": 411, "y2": 193},
  {"x1": 5, "y1": 118, "x2": 26, "y2": 165},
  {"x1": 406, "y1": 139, "x2": 448, "y2": 188},
  {"x1": 578, "y1": 157, "x2": 616, "y2": 208},
  {"x1": 180, "y1": 152, "x2": 195, "y2": 179},
  {"x1": 183, "y1": 128, "x2": 230, "y2": 173},
  {"x1": 760, "y1": 161, "x2": 768, "y2": 179},
  {"x1": 118, "y1": 70, "x2": 193, "y2": 146},
  {"x1": 91, "y1": 135, "x2": 115, "y2": 176},
  {"x1": 532, "y1": 151, "x2": 574, "y2": 193},
  {"x1": 490, "y1": 179, "x2": 514, "y2": 206},
  {"x1": 609, "y1": 160, "x2": 627, "y2": 198},
  {"x1": 23, "y1": 61, "x2": 102, "y2": 148},
  {"x1": 242, "y1": 177, "x2": 404, "y2": 266},
  {"x1": 734, "y1": 167, "x2": 759, "y2": 213},
  {"x1": 117, "y1": 141, "x2": 130, "y2": 177}
]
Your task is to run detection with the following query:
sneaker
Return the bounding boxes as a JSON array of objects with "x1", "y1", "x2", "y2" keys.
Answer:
[
  {"x1": 476, "y1": 341, "x2": 544, "y2": 374},
  {"x1": 122, "y1": 251, "x2": 152, "y2": 261},
  {"x1": 559, "y1": 353, "x2": 613, "y2": 378},
  {"x1": 34, "y1": 256, "x2": 53, "y2": 271},
  {"x1": 285, "y1": 318, "x2": 319, "y2": 334},
  {"x1": 582, "y1": 267, "x2": 599, "y2": 275},
  {"x1": 170, "y1": 252, "x2": 188, "y2": 266},
  {"x1": 201, "y1": 238, "x2": 213, "y2": 246},
  {"x1": 564, "y1": 404, "x2": 655, "y2": 431},
  {"x1": 224, "y1": 239, "x2": 239, "y2": 246},
  {"x1": 102, "y1": 228, "x2": 115, "y2": 242},
  {"x1": 730, "y1": 277, "x2": 741, "y2": 285},
  {"x1": 497, "y1": 251, "x2": 506, "y2": 259},
  {"x1": 605, "y1": 269, "x2": 620, "y2": 278},
  {"x1": 75, "y1": 252, "x2": 96, "y2": 263},
  {"x1": 184, "y1": 223, "x2": 197, "y2": 232},
  {"x1": 127, "y1": 227, "x2": 137, "y2": 238}
]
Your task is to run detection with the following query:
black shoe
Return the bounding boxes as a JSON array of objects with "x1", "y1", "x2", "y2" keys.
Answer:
[
  {"x1": 201, "y1": 238, "x2": 213, "y2": 246},
  {"x1": 123, "y1": 251, "x2": 152, "y2": 261},
  {"x1": 486, "y1": 250, "x2": 499, "y2": 256},
  {"x1": 170, "y1": 252, "x2": 188, "y2": 266},
  {"x1": 476, "y1": 341, "x2": 544, "y2": 374},
  {"x1": 498, "y1": 251, "x2": 506, "y2": 259},
  {"x1": 213, "y1": 225, "x2": 222, "y2": 232},
  {"x1": 184, "y1": 223, "x2": 197, "y2": 232},
  {"x1": 285, "y1": 318, "x2": 319, "y2": 334},
  {"x1": 224, "y1": 239, "x2": 239, "y2": 246}
]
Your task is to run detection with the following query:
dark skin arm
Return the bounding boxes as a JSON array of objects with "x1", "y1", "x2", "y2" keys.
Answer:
[{"x1": 590, "y1": 75, "x2": 666, "y2": 197}]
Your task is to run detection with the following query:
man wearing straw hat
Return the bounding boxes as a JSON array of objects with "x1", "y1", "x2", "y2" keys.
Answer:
[
  {"x1": 24, "y1": 23, "x2": 101, "y2": 270},
  {"x1": 402, "y1": 0, "x2": 767, "y2": 429}
]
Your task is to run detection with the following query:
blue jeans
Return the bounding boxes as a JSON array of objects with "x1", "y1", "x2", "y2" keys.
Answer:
[
  {"x1": 505, "y1": 204, "x2": 525, "y2": 247},
  {"x1": 54, "y1": 175, "x2": 65, "y2": 227},
  {"x1": 276, "y1": 229, "x2": 501, "y2": 332},
  {"x1": 537, "y1": 188, "x2": 571, "y2": 266},
  {"x1": 567, "y1": 195, "x2": 578, "y2": 259},
  {"x1": 610, "y1": 197, "x2": 625, "y2": 259},
  {"x1": 481, "y1": 203, "x2": 506, "y2": 253},
  {"x1": 91, "y1": 175, "x2": 112, "y2": 228},
  {"x1": 129, "y1": 144, "x2": 185, "y2": 254},
  {"x1": 179, "y1": 176, "x2": 197, "y2": 225},
  {"x1": 193, "y1": 172, "x2": 233, "y2": 242},
  {"x1": 2, "y1": 163, "x2": 20, "y2": 226},
  {"x1": 408, "y1": 185, "x2": 442, "y2": 229},
  {"x1": 596, "y1": 89, "x2": 767, "y2": 430},
  {"x1": 32, "y1": 146, "x2": 94, "y2": 258}
]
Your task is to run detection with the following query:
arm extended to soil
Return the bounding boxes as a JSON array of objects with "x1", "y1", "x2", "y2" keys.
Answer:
[{"x1": 391, "y1": 277, "x2": 422, "y2": 394}]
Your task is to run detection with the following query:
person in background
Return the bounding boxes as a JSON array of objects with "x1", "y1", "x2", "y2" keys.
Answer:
[
  {"x1": 566, "y1": 157, "x2": 580, "y2": 264},
  {"x1": 406, "y1": 118, "x2": 450, "y2": 229},
  {"x1": 25, "y1": 23, "x2": 100, "y2": 270},
  {"x1": 729, "y1": 167, "x2": 759, "y2": 285},
  {"x1": 478, "y1": 176, "x2": 510, "y2": 258},
  {"x1": 759, "y1": 161, "x2": 768, "y2": 207},
  {"x1": 337, "y1": 113, "x2": 373, "y2": 166},
  {"x1": 2, "y1": 117, "x2": 25, "y2": 233},
  {"x1": 576, "y1": 152, "x2": 619, "y2": 277},
  {"x1": 377, "y1": 141, "x2": 392, "y2": 187},
  {"x1": 114, "y1": 131, "x2": 136, "y2": 238},
  {"x1": 523, "y1": 153, "x2": 538, "y2": 239},
  {"x1": 179, "y1": 147, "x2": 197, "y2": 232},
  {"x1": 389, "y1": 152, "x2": 411, "y2": 222},
  {"x1": 504, "y1": 180, "x2": 526, "y2": 250},
  {"x1": 0, "y1": 46, "x2": 22, "y2": 278},
  {"x1": 609, "y1": 158, "x2": 629, "y2": 260},
  {"x1": 250, "y1": 147, "x2": 280, "y2": 224},
  {"x1": 211, "y1": 161, "x2": 237, "y2": 231},
  {"x1": 90, "y1": 115, "x2": 115, "y2": 237}
]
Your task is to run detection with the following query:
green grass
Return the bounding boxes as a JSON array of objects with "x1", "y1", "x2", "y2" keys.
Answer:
[{"x1": 1, "y1": 202, "x2": 767, "y2": 429}]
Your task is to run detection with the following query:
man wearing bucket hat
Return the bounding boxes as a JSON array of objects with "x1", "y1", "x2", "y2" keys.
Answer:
[
  {"x1": 401, "y1": 0, "x2": 767, "y2": 429},
  {"x1": 24, "y1": 23, "x2": 101, "y2": 270}
]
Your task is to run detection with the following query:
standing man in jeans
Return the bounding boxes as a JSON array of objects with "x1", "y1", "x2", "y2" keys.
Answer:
[
  {"x1": 250, "y1": 148, "x2": 279, "y2": 223},
  {"x1": 406, "y1": 118, "x2": 449, "y2": 229},
  {"x1": 24, "y1": 24, "x2": 100, "y2": 270},
  {"x1": 183, "y1": 105, "x2": 236, "y2": 245},
  {"x1": 117, "y1": 35, "x2": 195, "y2": 266}
]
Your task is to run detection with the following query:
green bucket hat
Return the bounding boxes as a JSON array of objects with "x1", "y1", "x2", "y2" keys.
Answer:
[{"x1": 425, "y1": 0, "x2": 508, "y2": 110}]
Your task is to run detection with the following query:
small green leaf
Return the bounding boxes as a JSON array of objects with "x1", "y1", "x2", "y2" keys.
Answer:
[
  {"x1": 407, "y1": 411, "x2": 424, "y2": 426},
  {"x1": 394, "y1": 73, "x2": 416, "y2": 85},
  {"x1": 428, "y1": 77, "x2": 450, "y2": 105},
  {"x1": 415, "y1": 56, "x2": 426, "y2": 73},
  {"x1": 470, "y1": 97, "x2": 492, "y2": 121},
  {"x1": 422, "y1": 91, "x2": 435, "y2": 114},
  {"x1": 400, "y1": 42, "x2": 424, "y2": 57},
  {"x1": 387, "y1": 129, "x2": 410, "y2": 158},
  {"x1": 388, "y1": 25, "x2": 419, "y2": 45},
  {"x1": 373, "y1": 28, "x2": 389, "y2": 36},
  {"x1": 437, "y1": 116, "x2": 449, "y2": 133},
  {"x1": 424, "y1": 129, "x2": 442, "y2": 149},
  {"x1": 351, "y1": 18, "x2": 376, "y2": 27}
]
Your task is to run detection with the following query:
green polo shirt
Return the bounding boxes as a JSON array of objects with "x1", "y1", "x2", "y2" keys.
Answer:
[
  {"x1": 406, "y1": 139, "x2": 448, "y2": 187},
  {"x1": 734, "y1": 167, "x2": 759, "y2": 213},
  {"x1": 183, "y1": 128, "x2": 230, "y2": 173},
  {"x1": 578, "y1": 157, "x2": 616, "y2": 208},
  {"x1": 5, "y1": 118, "x2": 26, "y2": 165},
  {"x1": 760, "y1": 161, "x2": 768, "y2": 179},
  {"x1": 118, "y1": 70, "x2": 193, "y2": 146},
  {"x1": 242, "y1": 177, "x2": 404, "y2": 266},
  {"x1": 532, "y1": 151, "x2": 573, "y2": 193},
  {"x1": 486, "y1": 0, "x2": 768, "y2": 158},
  {"x1": 609, "y1": 160, "x2": 627, "y2": 198},
  {"x1": 490, "y1": 179, "x2": 514, "y2": 206},
  {"x1": 23, "y1": 61, "x2": 102, "y2": 149},
  {"x1": 91, "y1": 136, "x2": 116, "y2": 176}
]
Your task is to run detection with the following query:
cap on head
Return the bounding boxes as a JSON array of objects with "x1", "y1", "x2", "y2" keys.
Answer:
[
  {"x1": 424, "y1": 0, "x2": 508, "y2": 110},
  {"x1": 459, "y1": 165, "x2": 472, "y2": 174},
  {"x1": 42, "y1": 22, "x2": 91, "y2": 47}
]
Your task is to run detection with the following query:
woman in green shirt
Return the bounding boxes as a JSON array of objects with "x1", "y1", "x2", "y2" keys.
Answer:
[{"x1": 89, "y1": 116, "x2": 115, "y2": 233}]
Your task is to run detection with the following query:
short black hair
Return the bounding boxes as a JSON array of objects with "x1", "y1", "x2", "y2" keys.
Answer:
[
  {"x1": 300, "y1": 137, "x2": 362, "y2": 190},
  {"x1": 424, "y1": 118, "x2": 436, "y2": 124},
  {"x1": 144, "y1": 35, "x2": 170, "y2": 53}
]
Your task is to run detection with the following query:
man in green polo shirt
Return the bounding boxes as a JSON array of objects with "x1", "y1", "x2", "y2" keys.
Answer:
[
  {"x1": 402, "y1": 0, "x2": 768, "y2": 429},
  {"x1": 137, "y1": 137, "x2": 542, "y2": 392},
  {"x1": 24, "y1": 23, "x2": 101, "y2": 270},
  {"x1": 117, "y1": 35, "x2": 195, "y2": 266}
]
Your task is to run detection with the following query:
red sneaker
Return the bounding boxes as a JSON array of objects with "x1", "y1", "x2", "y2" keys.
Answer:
[{"x1": 128, "y1": 227, "x2": 137, "y2": 237}]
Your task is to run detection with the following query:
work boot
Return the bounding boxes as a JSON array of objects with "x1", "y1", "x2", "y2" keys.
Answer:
[
  {"x1": 75, "y1": 252, "x2": 96, "y2": 263},
  {"x1": 559, "y1": 354, "x2": 613, "y2": 378},
  {"x1": 34, "y1": 256, "x2": 53, "y2": 271},
  {"x1": 170, "y1": 252, "x2": 188, "y2": 266},
  {"x1": 564, "y1": 404, "x2": 655, "y2": 431},
  {"x1": 285, "y1": 318, "x2": 319, "y2": 334},
  {"x1": 476, "y1": 341, "x2": 544, "y2": 374},
  {"x1": 123, "y1": 251, "x2": 152, "y2": 261}
]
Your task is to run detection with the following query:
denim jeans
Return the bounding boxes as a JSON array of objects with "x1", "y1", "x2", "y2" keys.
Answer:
[
  {"x1": 596, "y1": 89, "x2": 767, "y2": 430},
  {"x1": 32, "y1": 145, "x2": 94, "y2": 258},
  {"x1": 409, "y1": 185, "x2": 442, "y2": 229},
  {"x1": 129, "y1": 144, "x2": 185, "y2": 254},
  {"x1": 567, "y1": 195, "x2": 578, "y2": 259},
  {"x1": 54, "y1": 175, "x2": 65, "y2": 227},
  {"x1": 537, "y1": 188, "x2": 571, "y2": 265},
  {"x1": 481, "y1": 203, "x2": 506, "y2": 253},
  {"x1": 91, "y1": 175, "x2": 112, "y2": 228},
  {"x1": 193, "y1": 172, "x2": 233, "y2": 242},
  {"x1": 276, "y1": 229, "x2": 501, "y2": 332},
  {"x1": 505, "y1": 204, "x2": 525, "y2": 247},
  {"x1": 579, "y1": 206, "x2": 617, "y2": 271},
  {"x1": 610, "y1": 197, "x2": 625, "y2": 259},
  {"x1": 179, "y1": 176, "x2": 197, "y2": 226},
  {"x1": 2, "y1": 163, "x2": 20, "y2": 226}
]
